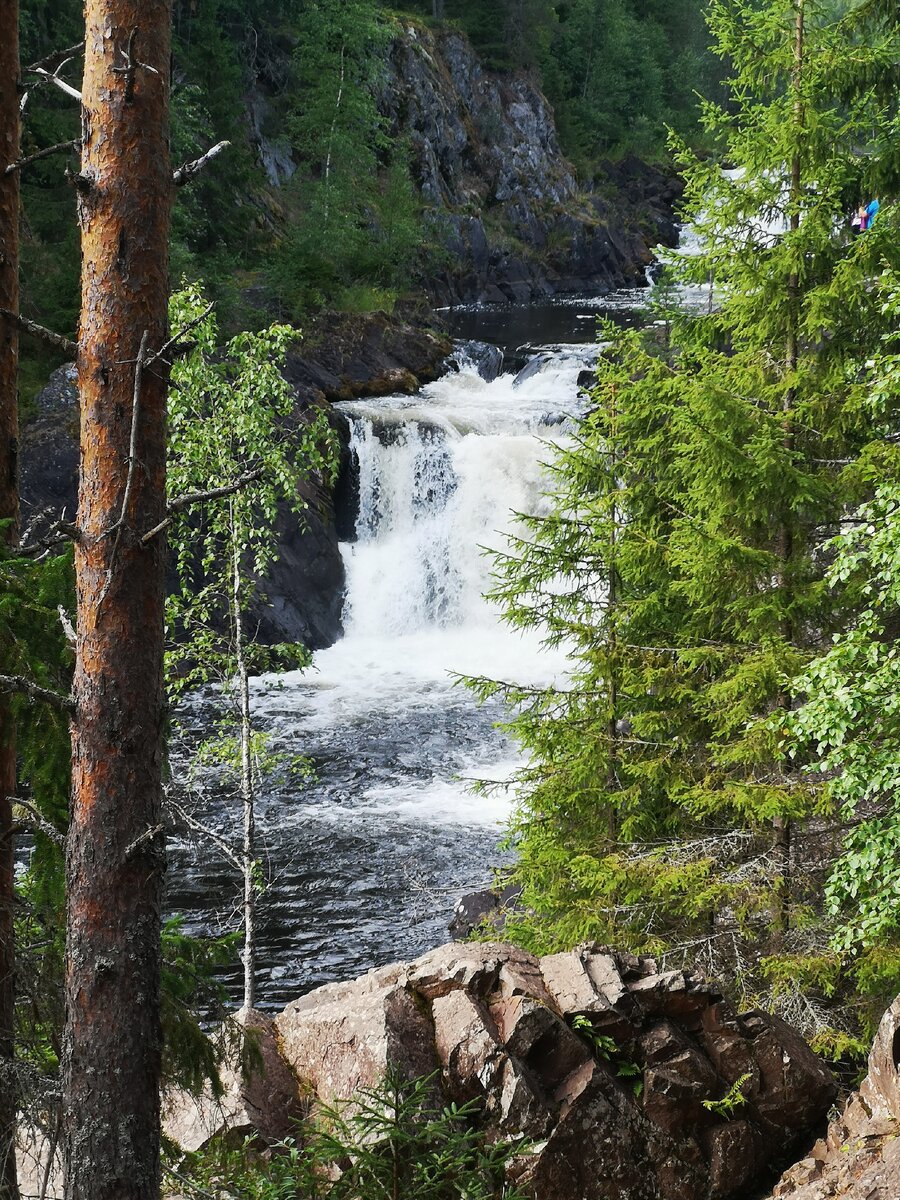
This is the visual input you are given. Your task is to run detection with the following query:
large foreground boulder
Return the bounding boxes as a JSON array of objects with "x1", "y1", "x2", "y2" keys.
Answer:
[
  {"x1": 766, "y1": 997, "x2": 900, "y2": 1199},
  {"x1": 267, "y1": 941, "x2": 836, "y2": 1200}
]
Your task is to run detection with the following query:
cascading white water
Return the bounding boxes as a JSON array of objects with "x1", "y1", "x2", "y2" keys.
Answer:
[
  {"x1": 341, "y1": 362, "x2": 584, "y2": 639},
  {"x1": 168, "y1": 316, "x2": 627, "y2": 1006}
]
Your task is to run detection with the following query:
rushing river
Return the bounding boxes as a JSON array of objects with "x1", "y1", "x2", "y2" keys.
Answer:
[{"x1": 166, "y1": 292, "x2": 646, "y2": 1009}]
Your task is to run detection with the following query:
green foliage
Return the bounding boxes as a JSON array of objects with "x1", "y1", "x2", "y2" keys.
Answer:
[
  {"x1": 161, "y1": 918, "x2": 236, "y2": 1096},
  {"x1": 401, "y1": 0, "x2": 712, "y2": 157},
  {"x1": 267, "y1": 1, "x2": 426, "y2": 315},
  {"x1": 2, "y1": 546, "x2": 74, "y2": 1091},
  {"x1": 0, "y1": 545, "x2": 228, "y2": 1100},
  {"x1": 166, "y1": 282, "x2": 338, "y2": 694},
  {"x1": 541, "y1": 0, "x2": 714, "y2": 160},
  {"x1": 472, "y1": 0, "x2": 900, "y2": 1030},
  {"x1": 785, "y1": 277, "x2": 900, "y2": 956},
  {"x1": 702, "y1": 1073, "x2": 751, "y2": 1118},
  {"x1": 179, "y1": 1070, "x2": 526, "y2": 1199},
  {"x1": 166, "y1": 283, "x2": 338, "y2": 1004}
]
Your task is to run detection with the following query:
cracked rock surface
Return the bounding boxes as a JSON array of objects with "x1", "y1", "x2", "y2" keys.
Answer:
[
  {"x1": 765, "y1": 996, "x2": 900, "y2": 1200},
  {"x1": 169, "y1": 941, "x2": 837, "y2": 1200}
]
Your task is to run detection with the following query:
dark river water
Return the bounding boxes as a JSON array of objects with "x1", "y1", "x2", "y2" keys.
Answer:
[{"x1": 165, "y1": 289, "x2": 650, "y2": 1010}]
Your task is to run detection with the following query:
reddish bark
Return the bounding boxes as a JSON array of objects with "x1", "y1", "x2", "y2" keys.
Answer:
[
  {"x1": 0, "y1": 1, "x2": 21, "y2": 1195},
  {"x1": 63, "y1": 4, "x2": 172, "y2": 1199}
]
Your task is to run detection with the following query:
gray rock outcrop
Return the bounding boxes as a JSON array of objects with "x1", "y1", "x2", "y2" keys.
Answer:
[
  {"x1": 167, "y1": 941, "x2": 837, "y2": 1200},
  {"x1": 377, "y1": 25, "x2": 681, "y2": 305},
  {"x1": 163, "y1": 1008, "x2": 303, "y2": 1152}
]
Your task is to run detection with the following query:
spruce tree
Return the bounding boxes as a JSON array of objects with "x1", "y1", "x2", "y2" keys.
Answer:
[{"x1": 482, "y1": 0, "x2": 900, "y2": 1020}]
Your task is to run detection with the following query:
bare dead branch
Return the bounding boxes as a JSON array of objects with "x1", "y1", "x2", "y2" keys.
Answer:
[
  {"x1": 124, "y1": 823, "x2": 165, "y2": 860},
  {"x1": 20, "y1": 505, "x2": 55, "y2": 545},
  {"x1": 9, "y1": 797, "x2": 65, "y2": 849},
  {"x1": 4, "y1": 138, "x2": 81, "y2": 176},
  {"x1": 29, "y1": 64, "x2": 82, "y2": 103},
  {"x1": 58, "y1": 606, "x2": 76, "y2": 649},
  {"x1": 24, "y1": 43, "x2": 84, "y2": 75},
  {"x1": 145, "y1": 302, "x2": 214, "y2": 368},
  {"x1": 141, "y1": 468, "x2": 265, "y2": 544},
  {"x1": 173, "y1": 140, "x2": 230, "y2": 186},
  {"x1": 98, "y1": 329, "x2": 148, "y2": 610},
  {"x1": 0, "y1": 674, "x2": 74, "y2": 714},
  {"x1": 117, "y1": 27, "x2": 138, "y2": 102},
  {"x1": 166, "y1": 796, "x2": 242, "y2": 872},
  {"x1": 115, "y1": 329, "x2": 148, "y2": 535},
  {"x1": 17, "y1": 509, "x2": 80, "y2": 558},
  {"x1": 111, "y1": 27, "x2": 160, "y2": 104},
  {"x1": 0, "y1": 309, "x2": 76, "y2": 355}
]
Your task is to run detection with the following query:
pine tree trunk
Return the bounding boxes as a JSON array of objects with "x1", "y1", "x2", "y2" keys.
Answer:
[
  {"x1": 432, "y1": 0, "x2": 445, "y2": 20},
  {"x1": 0, "y1": 2, "x2": 21, "y2": 1194},
  {"x1": 232, "y1": 518, "x2": 256, "y2": 1012},
  {"x1": 63, "y1": 3, "x2": 172, "y2": 1198}
]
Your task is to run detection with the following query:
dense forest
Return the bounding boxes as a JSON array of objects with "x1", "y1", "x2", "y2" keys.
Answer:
[
  {"x1": 4, "y1": 0, "x2": 900, "y2": 1198},
  {"x1": 16, "y1": 0, "x2": 713, "y2": 396}
]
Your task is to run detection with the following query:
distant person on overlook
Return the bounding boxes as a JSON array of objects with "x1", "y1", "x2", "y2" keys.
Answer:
[{"x1": 865, "y1": 198, "x2": 880, "y2": 228}]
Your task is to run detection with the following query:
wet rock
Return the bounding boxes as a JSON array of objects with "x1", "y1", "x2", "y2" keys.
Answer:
[
  {"x1": 513, "y1": 353, "x2": 553, "y2": 389},
  {"x1": 445, "y1": 339, "x2": 505, "y2": 382},
  {"x1": 448, "y1": 880, "x2": 522, "y2": 938},
  {"x1": 284, "y1": 310, "x2": 450, "y2": 405},
  {"x1": 20, "y1": 309, "x2": 450, "y2": 652}
]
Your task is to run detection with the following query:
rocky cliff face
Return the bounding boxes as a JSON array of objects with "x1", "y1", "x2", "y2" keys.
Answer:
[{"x1": 377, "y1": 24, "x2": 680, "y2": 304}]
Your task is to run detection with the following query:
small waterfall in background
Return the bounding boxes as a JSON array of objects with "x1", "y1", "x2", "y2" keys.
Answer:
[{"x1": 166, "y1": 308, "x2": 634, "y2": 1007}]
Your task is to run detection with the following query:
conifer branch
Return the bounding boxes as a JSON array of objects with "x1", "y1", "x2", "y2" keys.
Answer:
[
  {"x1": 4, "y1": 139, "x2": 81, "y2": 176},
  {"x1": 0, "y1": 675, "x2": 74, "y2": 714},
  {"x1": 0, "y1": 309, "x2": 77, "y2": 355}
]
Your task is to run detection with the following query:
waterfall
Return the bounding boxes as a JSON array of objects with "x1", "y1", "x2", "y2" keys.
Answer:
[
  {"x1": 339, "y1": 354, "x2": 592, "y2": 645},
  {"x1": 167, "y1": 311, "x2": 629, "y2": 1007}
]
